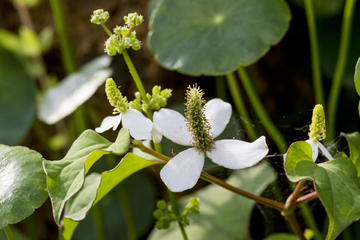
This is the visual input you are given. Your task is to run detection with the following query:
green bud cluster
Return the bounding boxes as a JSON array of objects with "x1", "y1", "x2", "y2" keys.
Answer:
[
  {"x1": 185, "y1": 85, "x2": 214, "y2": 152},
  {"x1": 90, "y1": 9, "x2": 109, "y2": 25},
  {"x1": 308, "y1": 104, "x2": 326, "y2": 142},
  {"x1": 105, "y1": 78, "x2": 128, "y2": 114},
  {"x1": 153, "y1": 198, "x2": 200, "y2": 230},
  {"x1": 101, "y1": 12, "x2": 143, "y2": 56},
  {"x1": 129, "y1": 85, "x2": 172, "y2": 114}
]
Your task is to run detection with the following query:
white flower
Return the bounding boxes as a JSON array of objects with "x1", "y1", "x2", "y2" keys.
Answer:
[
  {"x1": 153, "y1": 98, "x2": 269, "y2": 192},
  {"x1": 95, "y1": 109, "x2": 153, "y2": 140},
  {"x1": 305, "y1": 139, "x2": 333, "y2": 162}
]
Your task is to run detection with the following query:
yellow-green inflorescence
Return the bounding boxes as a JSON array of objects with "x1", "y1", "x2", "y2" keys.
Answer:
[
  {"x1": 105, "y1": 78, "x2": 129, "y2": 114},
  {"x1": 308, "y1": 104, "x2": 326, "y2": 142},
  {"x1": 185, "y1": 85, "x2": 214, "y2": 152}
]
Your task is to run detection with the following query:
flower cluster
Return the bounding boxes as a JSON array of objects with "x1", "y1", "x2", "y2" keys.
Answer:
[
  {"x1": 103, "y1": 12, "x2": 143, "y2": 55},
  {"x1": 90, "y1": 9, "x2": 109, "y2": 25},
  {"x1": 131, "y1": 86, "x2": 172, "y2": 115}
]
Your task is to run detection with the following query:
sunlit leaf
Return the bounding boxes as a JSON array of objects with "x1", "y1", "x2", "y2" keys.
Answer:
[
  {"x1": 285, "y1": 141, "x2": 360, "y2": 240},
  {"x1": 43, "y1": 128, "x2": 130, "y2": 225},
  {"x1": 355, "y1": 57, "x2": 360, "y2": 96},
  {"x1": 343, "y1": 132, "x2": 360, "y2": 176},
  {"x1": 61, "y1": 154, "x2": 162, "y2": 239},
  {"x1": 148, "y1": 0, "x2": 291, "y2": 75},
  {"x1": 148, "y1": 162, "x2": 276, "y2": 240},
  {"x1": 19, "y1": 27, "x2": 41, "y2": 57},
  {"x1": 37, "y1": 55, "x2": 112, "y2": 124},
  {"x1": 0, "y1": 46, "x2": 36, "y2": 145},
  {"x1": 0, "y1": 145, "x2": 47, "y2": 229}
]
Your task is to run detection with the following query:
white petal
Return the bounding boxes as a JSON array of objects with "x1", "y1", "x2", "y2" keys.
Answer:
[
  {"x1": 160, "y1": 148, "x2": 204, "y2": 192},
  {"x1": 95, "y1": 115, "x2": 121, "y2": 133},
  {"x1": 151, "y1": 123, "x2": 163, "y2": 144},
  {"x1": 206, "y1": 136, "x2": 269, "y2": 169},
  {"x1": 305, "y1": 139, "x2": 319, "y2": 162},
  {"x1": 204, "y1": 98, "x2": 232, "y2": 138},
  {"x1": 317, "y1": 141, "x2": 334, "y2": 161},
  {"x1": 122, "y1": 109, "x2": 153, "y2": 140},
  {"x1": 153, "y1": 108, "x2": 192, "y2": 146}
]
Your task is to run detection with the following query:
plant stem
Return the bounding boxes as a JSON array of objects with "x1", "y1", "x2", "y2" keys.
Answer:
[
  {"x1": 49, "y1": 0, "x2": 75, "y2": 74},
  {"x1": 237, "y1": 66, "x2": 287, "y2": 153},
  {"x1": 122, "y1": 49, "x2": 149, "y2": 105},
  {"x1": 4, "y1": 226, "x2": 15, "y2": 240},
  {"x1": 304, "y1": 0, "x2": 324, "y2": 105},
  {"x1": 285, "y1": 213, "x2": 306, "y2": 240},
  {"x1": 298, "y1": 203, "x2": 323, "y2": 240},
  {"x1": 327, "y1": 0, "x2": 357, "y2": 141},
  {"x1": 225, "y1": 72, "x2": 257, "y2": 141},
  {"x1": 200, "y1": 171, "x2": 285, "y2": 212}
]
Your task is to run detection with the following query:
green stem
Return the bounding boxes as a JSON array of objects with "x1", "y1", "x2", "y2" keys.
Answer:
[
  {"x1": 327, "y1": 0, "x2": 357, "y2": 141},
  {"x1": 304, "y1": 0, "x2": 324, "y2": 105},
  {"x1": 215, "y1": 76, "x2": 228, "y2": 101},
  {"x1": 285, "y1": 213, "x2": 306, "y2": 240},
  {"x1": 49, "y1": 0, "x2": 75, "y2": 74},
  {"x1": 237, "y1": 66, "x2": 287, "y2": 153},
  {"x1": 4, "y1": 226, "x2": 15, "y2": 240},
  {"x1": 92, "y1": 203, "x2": 109, "y2": 240},
  {"x1": 122, "y1": 49, "x2": 149, "y2": 105},
  {"x1": 225, "y1": 72, "x2": 257, "y2": 141},
  {"x1": 117, "y1": 183, "x2": 138, "y2": 240},
  {"x1": 101, "y1": 23, "x2": 113, "y2": 37}
]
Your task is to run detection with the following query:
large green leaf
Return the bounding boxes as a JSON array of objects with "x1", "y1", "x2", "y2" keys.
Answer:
[
  {"x1": 37, "y1": 55, "x2": 112, "y2": 124},
  {"x1": 43, "y1": 128, "x2": 130, "y2": 225},
  {"x1": 0, "y1": 145, "x2": 47, "y2": 229},
  {"x1": 343, "y1": 132, "x2": 360, "y2": 176},
  {"x1": 0, "y1": 46, "x2": 36, "y2": 145},
  {"x1": 285, "y1": 141, "x2": 360, "y2": 240},
  {"x1": 61, "y1": 153, "x2": 162, "y2": 239},
  {"x1": 148, "y1": 162, "x2": 276, "y2": 240},
  {"x1": 148, "y1": 0, "x2": 291, "y2": 76}
]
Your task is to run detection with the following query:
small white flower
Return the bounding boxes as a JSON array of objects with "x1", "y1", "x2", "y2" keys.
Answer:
[
  {"x1": 95, "y1": 109, "x2": 153, "y2": 140},
  {"x1": 154, "y1": 98, "x2": 269, "y2": 192},
  {"x1": 305, "y1": 139, "x2": 333, "y2": 162}
]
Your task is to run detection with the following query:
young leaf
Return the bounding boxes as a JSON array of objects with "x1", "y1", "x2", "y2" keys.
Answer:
[
  {"x1": 61, "y1": 154, "x2": 162, "y2": 239},
  {"x1": 0, "y1": 145, "x2": 48, "y2": 229},
  {"x1": 43, "y1": 128, "x2": 130, "y2": 226},
  {"x1": 148, "y1": 0, "x2": 291, "y2": 75},
  {"x1": 148, "y1": 162, "x2": 276, "y2": 240},
  {"x1": 285, "y1": 141, "x2": 360, "y2": 240}
]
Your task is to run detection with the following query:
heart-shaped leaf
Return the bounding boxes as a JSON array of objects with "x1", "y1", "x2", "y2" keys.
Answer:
[
  {"x1": 0, "y1": 46, "x2": 36, "y2": 145},
  {"x1": 37, "y1": 55, "x2": 112, "y2": 124},
  {"x1": 43, "y1": 128, "x2": 130, "y2": 225},
  {"x1": 0, "y1": 145, "x2": 47, "y2": 229},
  {"x1": 61, "y1": 153, "x2": 162, "y2": 239},
  {"x1": 148, "y1": 162, "x2": 276, "y2": 239},
  {"x1": 148, "y1": 0, "x2": 291, "y2": 75},
  {"x1": 285, "y1": 141, "x2": 360, "y2": 240}
]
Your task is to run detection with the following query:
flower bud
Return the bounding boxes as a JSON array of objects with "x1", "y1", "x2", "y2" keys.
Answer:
[
  {"x1": 308, "y1": 104, "x2": 326, "y2": 142},
  {"x1": 161, "y1": 89, "x2": 172, "y2": 99},
  {"x1": 90, "y1": 9, "x2": 109, "y2": 25}
]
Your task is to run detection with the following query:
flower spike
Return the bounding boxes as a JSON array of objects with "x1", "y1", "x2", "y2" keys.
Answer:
[
  {"x1": 308, "y1": 104, "x2": 326, "y2": 142},
  {"x1": 105, "y1": 78, "x2": 128, "y2": 114}
]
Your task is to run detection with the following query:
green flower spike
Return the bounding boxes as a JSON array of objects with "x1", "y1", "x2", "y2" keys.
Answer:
[
  {"x1": 90, "y1": 9, "x2": 109, "y2": 25},
  {"x1": 308, "y1": 104, "x2": 326, "y2": 142},
  {"x1": 305, "y1": 104, "x2": 333, "y2": 162},
  {"x1": 105, "y1": 78, "x2": 128, "y2": 114},
  {"x1": 185, "y1": 84, "x2": 214, "y2": 152}
]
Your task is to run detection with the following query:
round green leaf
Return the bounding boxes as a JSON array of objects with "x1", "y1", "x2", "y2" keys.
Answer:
[
  {"x1": 0, "y1": 145, "x2": 47, "y2": 229},
  {"x1": 148, "y1": 0, "x2": 291, "y2": 75},
  {"x1": 0, "y1": 47, "x2": 36, "y2": 145}
]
